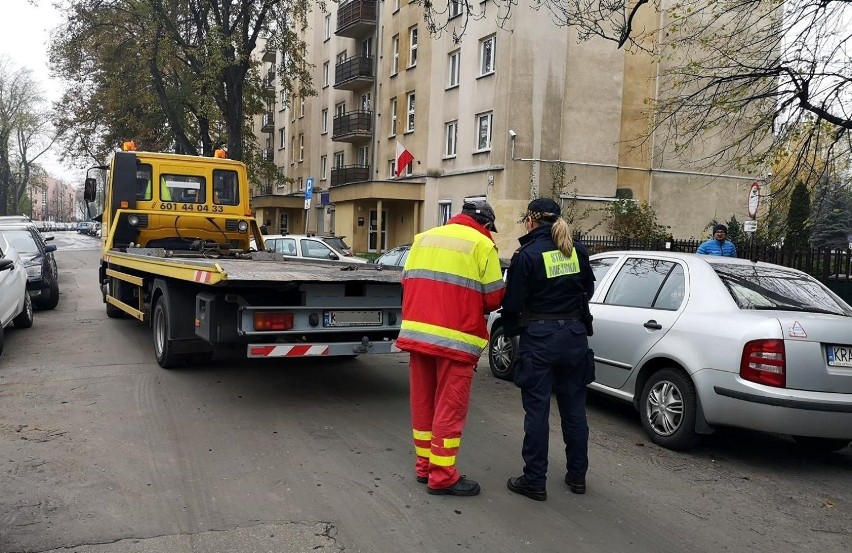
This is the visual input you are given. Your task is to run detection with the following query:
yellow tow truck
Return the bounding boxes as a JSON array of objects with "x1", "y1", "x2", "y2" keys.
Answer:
[{"x1": 83, "y1": 146, "x2": 402, "y2": 368}]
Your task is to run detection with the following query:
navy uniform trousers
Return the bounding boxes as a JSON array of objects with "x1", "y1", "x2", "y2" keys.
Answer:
[{"x1": 513, "y1": 318, "x2": 594, "y2": 488}]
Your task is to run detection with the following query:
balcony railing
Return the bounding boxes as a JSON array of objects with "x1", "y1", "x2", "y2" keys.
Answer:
[
  {"x1": 264, "y1": 70, "x2": 275, "y2": 89},
  {"x1": 261, "y1": 112, "x2": 274, "y2": 132},
  {"x1": 334, "y1": 56, "x2": 374, "y2": 90},
  {"x1": 262, "y1": 148, "x2": 274, "y2": 162},
  {"x1": 331, "y1": 164, "x2": 371, "y2": 187},
  {"x1": 336, "y1": 0, "x2": 377, "y2": 38},
  {"x1": 332, "y1": 111, "x2": 372, "y2": 142}
]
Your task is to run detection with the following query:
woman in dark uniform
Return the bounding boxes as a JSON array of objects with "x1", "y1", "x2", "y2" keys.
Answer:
[{"x1": 501, "y1": 197, "x2": 595, "y2": 501}]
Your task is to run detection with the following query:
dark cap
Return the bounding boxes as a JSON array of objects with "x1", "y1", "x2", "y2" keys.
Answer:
[
  {"x1": 527, "y1": 198, "x2": 561, "y2": 218},
  {"x1": 462, "y1": 200, "x2": 498, "y2": 232},
  {"x1": 713, "y1": 224, "x2": 728, "y2": 235}
]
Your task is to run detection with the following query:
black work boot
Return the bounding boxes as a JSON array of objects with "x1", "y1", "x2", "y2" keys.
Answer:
[
  {"x1": 565, "y1": 474, "x2": 586, "y2": 494},
  {"x1": 427, "y1": 476, "x2": 481, "y2": 496},
  {"x1": 506, "y1": 475, "x2": 547, "y2": 501}
]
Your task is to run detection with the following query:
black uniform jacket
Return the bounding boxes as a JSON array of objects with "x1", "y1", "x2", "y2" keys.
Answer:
[{"x1": 501, "y1": 224, "x2": 594, "y2": 336}]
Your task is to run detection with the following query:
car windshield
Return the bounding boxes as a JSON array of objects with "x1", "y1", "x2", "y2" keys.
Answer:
[
  {"x1": 714, "y1": 264, "x2": 852, "y2": 316},
  {"x1": 0, "y1": 230, "x2": 38, "y2": 255}
]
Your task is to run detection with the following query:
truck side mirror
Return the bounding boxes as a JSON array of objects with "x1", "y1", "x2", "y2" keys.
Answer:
[{"x1": 84, "y1": 178, "x2": 97, "y2": 202}]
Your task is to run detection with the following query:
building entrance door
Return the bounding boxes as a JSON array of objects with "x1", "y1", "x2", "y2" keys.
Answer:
[{"x1": 368, "y1": 209, "x2": 388, "y2": 252}]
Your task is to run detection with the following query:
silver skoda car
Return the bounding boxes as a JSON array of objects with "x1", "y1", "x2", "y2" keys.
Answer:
[{"x1": 487, "y1": 251, "x2": 852, "y2": 452}]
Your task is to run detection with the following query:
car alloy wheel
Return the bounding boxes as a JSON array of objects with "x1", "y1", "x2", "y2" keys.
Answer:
[
  {"x1": 488, "y1": 325, "x2": 514, "y2": 381},
  {"x1": 645, "y1": 380, "x2": 684, "y2": 437},
  {"x1": 639, "y1": 368, "x2": 700, "y2": 450}
]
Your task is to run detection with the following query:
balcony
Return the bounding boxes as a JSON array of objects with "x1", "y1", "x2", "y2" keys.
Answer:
[
  {"x1": 261, "y1": 112, "x2": 274, "y2": 133},
  {"x1": 334, "y1": 56, "x2": 374, "y2": 90},
  {"x1": 332, "y1": 111, "x2": 372, "y2": 143},
  {"x1": 336, "y1": 0, "x2": 377, "y2": 39},
  {"x1": 262, "y1": 48, "x2": 276, "y2": 63},
  {"x1": 261, "y1": 148, "x2": 274, "y2": 162},
  {"x1": 264, "y1": 70, "x2": 275, "y2": 89},
  {"x1": 331, "y1": 164, "x2": 371, "y2": 187}
]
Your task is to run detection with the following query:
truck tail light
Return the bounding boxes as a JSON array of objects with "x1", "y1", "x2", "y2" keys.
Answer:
[
  {"x1": 254, "y1": 312, "x2": 294, "y2": 331},
  {"x1": 740, "y1": 339, "x2": 786, "y2": 388}
]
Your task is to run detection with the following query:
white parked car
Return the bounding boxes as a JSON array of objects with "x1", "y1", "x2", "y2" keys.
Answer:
[
  {"x1": 251, "y1": 234, "x2": 368, "y2": 263},
  {"x1": 488, "y1": 251, "x2": 852, "y2": 452},
  {"x1": 0, "y1": 236, "x2": 35, "y2": 356}
]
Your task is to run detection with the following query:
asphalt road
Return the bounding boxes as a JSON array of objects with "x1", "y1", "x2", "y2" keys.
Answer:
[{"x1": 0, "y1": 234, "x2": 850, "y2": 553}]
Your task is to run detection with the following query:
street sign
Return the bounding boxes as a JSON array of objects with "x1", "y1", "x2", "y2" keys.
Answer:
[
  {"x1": 304, "y1": 198, "x2": 311, "y2": 209},
  {"x1": 747, "y1": 182, "x2": 761, "y2": 218},
  {"x1": 743, "y1": 219, "x2": 757, "y2": 233},
  {"x1": 305, "y1": 177, "x2": 314, "y2": 200}
]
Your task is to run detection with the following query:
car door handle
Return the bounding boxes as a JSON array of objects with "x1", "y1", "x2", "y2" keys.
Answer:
[{"x1": 644, "y1": 320, "x2": 663, "y2": 330}]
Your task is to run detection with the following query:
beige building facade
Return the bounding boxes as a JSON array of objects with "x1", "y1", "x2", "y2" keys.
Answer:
[{"x1": 251, "y1": 1, "x2": 760, "y2": 255}]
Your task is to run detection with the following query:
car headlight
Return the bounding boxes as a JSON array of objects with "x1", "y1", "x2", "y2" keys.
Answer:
[
  {"x1": 237, "y1": 220, "x2": 249, "y2": 232},
  {"x1": 25, "y1": 263, "x2": 43, "y2": 278}
]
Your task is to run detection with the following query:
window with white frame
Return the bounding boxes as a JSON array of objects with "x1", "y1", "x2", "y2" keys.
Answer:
[
  {"x1": 324, "y1": 14, "x2": 331, "y2": 40},
  {"x1": 476, "y1": 111, "x2": 493, "y2": 151},
  {"x1": 389, "y1": 97, "x2": 397, "y2": 136},
  {"x1": 444, "y1": 120, "x2": 458, "y2": 157},
  {"x1": 480, "y1": 35, "x2": 496, "y2": 76},
  {"x1": 408, "y1": 26, "x2": 418, "y2": 67},
  {"x1": 447, "y1": 50, "x2": 460, "y2": 88},
  {"x1": 278, "y1": 128, "x2": 285, "y2": 149},
  {"x1": 335, "y1": 102, "x2": 345, "y2": 118},
  {"x1": 334, "y1": 151, "x2": 344, "y2": 168},
  {"x1": 391, "y1": 35, "x2": 399, "y2": 75},
  {"x1": 449, "y1": 0, "x2": 463, "y2": 18},
  {"x1": 299, "y1": 97, "x2": 305, "y2": 118},
  {"x1": 279, "y1": 89, "x2": 287, "y2": 109},
  {"x1": 298, "y1": 177, "x2": 304, "y2": 191},
  {"x1": 439, "y1": 202, "x2": 452, "y2": 225},
  {"x1": 299, "y1": 133, "x2": 304, "y2": 161},
  {"x1": 291, "y1": 136, "x2": 296, "y2": 163},
  {"x1": 321, "y1": 109, "x2": 328, "y2": 134},
  {"x1": 406, "y1": 92, "x2": 415, "y2": 133},
  {"x1": 320, "y1": 155, "x2": 328, "y2": 180},
  {"x1": 358, "y1": 145, "x2": 369, "y2": 167},
  {"x1": 323, "y1": 62, "x2": 329, "y2": 87}
]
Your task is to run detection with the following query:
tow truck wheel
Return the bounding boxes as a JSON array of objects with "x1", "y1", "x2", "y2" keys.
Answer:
[{"x1": 153, "y1": 296, "x2": 182, "y2": 369}]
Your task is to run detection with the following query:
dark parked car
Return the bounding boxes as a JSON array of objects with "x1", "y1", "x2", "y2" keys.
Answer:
[
  {"x1": 0, "y1": 223, "x2": 60, "y2": 309},
  {"x1": 370, "y1": 244, "x2": 412, "y2": 267}
]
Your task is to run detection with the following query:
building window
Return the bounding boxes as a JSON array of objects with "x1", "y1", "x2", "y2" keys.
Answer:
[
  {"x1": 299, "y1": 97, "x2": 305, "y2": 118},
  {"x1": 299, "y1": 133, "x2": 304, "y2": 161},
  {"x1": 279, "y1": 89, "x2": 287, "y2": 109},
  {"x1": 449, "y1": 0, "x2": 463, "y2": 18},
  {"x1": 291, "y1": 136, "x2": 296, "y2": 163},
  {"x1": 447, "y1": 50, "x2": 460, "y2": 88},
  {"x1": 323, "y1": 61, "x2": 329, "y2": 87},
  {"x1": 480, "y1": 35, "x2": 496, "y2": 76},
  {"x1": 335, "y1": 102, "x2": 346, "y2": 118},
  {"x1": 406, "y1": 92, "x2": 415, "y2": 133},
  {"x1": 391, "y1": 35, "x2": 399, "y2": 75},
  {"x1": 389, "y1": 159, "x2": 396, "y2": 178},
  {"x1": 476, "y1": 111, "x2": 493, "y2": 151},
  {"x1": 324, "y1": 14, "x2": 331, "y2": 40},
  {"x1": 334, "y1": 151, "x2": 344, "y2": 168},
  {"x1": 358, "y1": 145, "x2": 369, "y2": 167},
  {"x1": 439, "y1": 202, "x2": 452, "y2": 225},
  {"x1": 320, "y1": 155, "x2": 328, "y2": 180},
  {"x1": 298, "y1": 177, "x2": 304, "y2": 191},
  {"x1": 321, "y1": 109, "x2": 328, "y2": 134},
  {"x1": 444, "y1": 120, "x2": 458, "y2": 157},
  {"x1": 389, "y1": 97, "x2": 397, "y2": 137},
  {"x1": 278, "y1": 127, "x2": 285, "y2": 149},
  {"x1": 336, "y1": 50, "x2": 347, "y2": 65},
  {"x1": 408, "y1": 26, "x2": 418, "y2": 67},
  {"x1": 279, "y1": 213, "x2": 289, "y2": 234}
]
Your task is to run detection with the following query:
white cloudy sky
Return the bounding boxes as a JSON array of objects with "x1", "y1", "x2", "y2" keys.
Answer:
[{"x1": 1, "y1": 0, "x2": 77, "y2": 184}]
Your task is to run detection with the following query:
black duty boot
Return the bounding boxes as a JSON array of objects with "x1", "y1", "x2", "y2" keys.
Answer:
[
  {"x1": 427, "y1": 476, "x2": 481, "y2": 496},
  {"x1": 506, "y1": 475, "x2": 547, "y2": 501},
  {"x1": 565, "y1": 474, "x2": 586, "y2": 494}
]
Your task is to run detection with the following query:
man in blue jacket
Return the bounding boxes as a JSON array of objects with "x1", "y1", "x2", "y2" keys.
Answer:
[{"x1": 696, "y1": 224, "x2": 737, "y2": 257}]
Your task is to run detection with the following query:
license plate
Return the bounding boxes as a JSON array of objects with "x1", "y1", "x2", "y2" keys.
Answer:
[
  {"x1": 323, "y1": 310, "x2": 382, "y2": 327},
  {"x1": 826, "y1": 345, "x2": 852, "y2": 367}
]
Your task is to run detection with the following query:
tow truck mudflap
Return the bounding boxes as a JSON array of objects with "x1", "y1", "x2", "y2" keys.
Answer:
[{"x1": 247, "y1": 340, "x2": 402, "y2": 358}]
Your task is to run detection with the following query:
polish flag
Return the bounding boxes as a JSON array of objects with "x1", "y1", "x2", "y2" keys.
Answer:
[{"x1": 395, "y1": 140, "x2": 414, "y2": 177}]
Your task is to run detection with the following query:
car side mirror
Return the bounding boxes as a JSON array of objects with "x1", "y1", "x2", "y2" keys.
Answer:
[
  {"x1": 329, "y1": 252, "x2": 339, "y2": 260},
  {"x1": 45, "y1": 244, "x2": 57, "y2": 253},
  {"x1": 0, "y1": 259, "x2": 13, "y2": 272},
  {"x1": 84, "y1": 177, "x2": 97, "y2": 202}
]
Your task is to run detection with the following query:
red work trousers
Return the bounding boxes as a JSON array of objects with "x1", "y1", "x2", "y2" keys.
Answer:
[{"x1": 409, "y1": 350, "x2": 475, "y2": 489}]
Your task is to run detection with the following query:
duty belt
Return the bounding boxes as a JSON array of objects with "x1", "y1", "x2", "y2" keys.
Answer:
[{"x1": 526, "y1": 309, "x2": 583, "y2": 321}]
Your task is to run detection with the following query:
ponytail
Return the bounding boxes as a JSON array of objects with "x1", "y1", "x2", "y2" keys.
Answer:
[{"x1": 550, "y1": 218, "x2": 574, "y2": 258}]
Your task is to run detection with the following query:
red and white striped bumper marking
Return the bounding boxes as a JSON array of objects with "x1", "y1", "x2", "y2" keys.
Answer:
[
  {"x1": 193, "y1": 270, "x2": 212, "y2": 283},
  {"x1": 248, "y1": 345, "x2": 330, "y2": 357}
]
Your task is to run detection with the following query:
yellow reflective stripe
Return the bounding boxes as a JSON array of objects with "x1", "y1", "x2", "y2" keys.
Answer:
[
  {"x1": 413, "y1": 429, "x2": 432, "y2": 440},
  {"x1": 542, "y1": 249, "x2": 580, "y2": 278},
  {"x1": 401, "y1": 320, "x2": 487, "y2": 349},
  {"x1": 418, "y1": 233, "x2": 475, "y2": 254},
  {"x1": 415, "y1": 446, "x2": 431, "y2": 457},
  {"x1": 443, "y1": 437, "x2": 461, "y2": 448},
  {"x1": 430, "y1": 453, "x2": 456, "y2": 467}
]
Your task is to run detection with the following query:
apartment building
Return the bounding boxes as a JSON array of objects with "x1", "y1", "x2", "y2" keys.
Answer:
[
  {"x1": 251, "y1": 1, "x2": 758, "y2": 254},
  {"x1": 29, "y1": 176, "x2": 78, "y2": 222}
]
